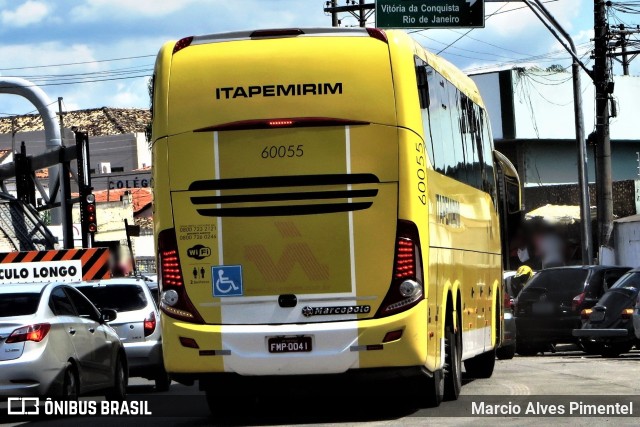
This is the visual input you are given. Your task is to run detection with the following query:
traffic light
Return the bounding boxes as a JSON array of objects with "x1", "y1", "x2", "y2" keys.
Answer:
[{"x1": 80, "y1": 190, "x2": 97, "y2": 234}]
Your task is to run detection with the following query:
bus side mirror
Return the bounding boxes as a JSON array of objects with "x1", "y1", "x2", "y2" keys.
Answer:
[{"x1": 506, "y1": 180, "x2": 521, "y2": 214}]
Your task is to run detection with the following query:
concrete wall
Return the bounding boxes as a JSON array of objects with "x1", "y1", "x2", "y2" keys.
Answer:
[
  {"x1": 525, "y1": 180, "x2": 636, "y2": 218},
  {"x1": 0, "y1": 130, "x2": 147, "y2": 175},
  {"x1": 614, "y1": 219, "x2": 640, "y2": 267}
]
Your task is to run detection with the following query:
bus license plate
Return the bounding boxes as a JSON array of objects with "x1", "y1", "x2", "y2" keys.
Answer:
[{"x1": 268, "y1": 336, "x2": 312, "y2": 353}]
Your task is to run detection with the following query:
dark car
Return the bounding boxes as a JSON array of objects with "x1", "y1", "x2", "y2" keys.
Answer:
[
  {"x1": 573, "y1": 268, "x2": 640, "y2": 357},
  {"x1": 514, "y1": 265, "x2": 631, "y2": 356}
]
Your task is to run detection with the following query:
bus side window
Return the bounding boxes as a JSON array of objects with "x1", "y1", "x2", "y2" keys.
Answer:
[
  {"x1": 460, "y1": 93, "x2": 475, "y2": 187},
  {"x1": 427, "y1": 66, "x2": 446, "y2": 174},
  {"x1": 414, "y1": 56, "x2": 435, "y2": 168},
  {"x1": 438, "y1": 75, "x2": 457, "y2": 177},
  {"x1": 470, "y1": 103, "x2": 484, "y2": 190},
  {"x1": 481, "y1": 110, "x2": 497, "y2": 204},
  {"x1": 447, "y1": 83, "x2": 466, "y2": 184},
  {"x1": 414, "y1": 57, "x2": 429, "y2": 109}
]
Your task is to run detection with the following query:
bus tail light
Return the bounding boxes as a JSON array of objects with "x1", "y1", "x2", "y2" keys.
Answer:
[
  {"x1": 366, "y1": 28, "x2": 388, "y2": 44},
  {"x1": 195, "y1": 117, "x2": 369, "y2": 132},
  {"x1": 268, "y1": 119, "x2": 294, "y2": 127},
  {"x1": 250, "y1": 29, "x2": 304, "y2": 38},
  {"x1": 376, "y1": 221, "x2": 424, "y2": 317},
  {"x1": 173, "y1": 36, "x2": 194, "y2": 54},
  {"x1": 158, "y1": 228, "x2": 204, "y2": 323}
]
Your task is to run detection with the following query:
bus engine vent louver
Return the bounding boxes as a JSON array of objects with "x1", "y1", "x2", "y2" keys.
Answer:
[{"x1": 188, "y1": 174, "x2": 379, "y2": 217}]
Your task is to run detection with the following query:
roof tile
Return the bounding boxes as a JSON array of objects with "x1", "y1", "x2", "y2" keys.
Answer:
[{"x1": 0, "y1": 107, "x2": 151, "y2": 136}]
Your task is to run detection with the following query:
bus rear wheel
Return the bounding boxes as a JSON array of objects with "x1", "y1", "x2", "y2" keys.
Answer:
[{"x1": 443, "y1": 325, "x2": 462, "y2": 400}]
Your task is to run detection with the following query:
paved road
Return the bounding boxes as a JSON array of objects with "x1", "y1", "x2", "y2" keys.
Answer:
[{"x1": 6, "y1": 345, "x2": 640, "y2": 426}]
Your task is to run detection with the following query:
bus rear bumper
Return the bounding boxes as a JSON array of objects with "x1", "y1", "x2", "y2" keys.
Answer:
[
  {"x1": 162, "y1": 302, "x2": 431, "y2": 377},
  {"x1": 194, "y1": 365, "x2": 434, "y2": 395}
]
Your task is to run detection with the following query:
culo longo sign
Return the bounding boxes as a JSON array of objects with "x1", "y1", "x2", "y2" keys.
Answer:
[
  {"x1": 0, "y1": 261, "x2": 82, "y2": 283},
  {"x1": 0, "y1": 248, "x2": 111, "y2": 284}
]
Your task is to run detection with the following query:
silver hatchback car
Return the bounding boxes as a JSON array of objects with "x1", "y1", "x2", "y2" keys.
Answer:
[
  {"x1": 73, "y1": 278, "x2": 170, "y2": 391},
  {"x1": 0, "y1": 282, "x2": 126, "y2": 398}
]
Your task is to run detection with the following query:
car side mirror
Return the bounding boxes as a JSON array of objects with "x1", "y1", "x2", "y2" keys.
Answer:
[{"x1": 100, "y1": 308, "x2": 117, "y2": 323}]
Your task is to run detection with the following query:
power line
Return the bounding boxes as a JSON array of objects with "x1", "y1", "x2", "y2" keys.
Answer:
[
  {"x1": 463, "y1": 43, "x2": 593, "y2": 74},
  {"x1": 427, "y1": 0, "x2": 557, "y2": 55},
  {"x1": 6, "y1": 65, "x2": 153, "y2": 80},
  {"x1": 0, "y1": 74, "x2": 150, "y2": 91},
  {"x1": 0, "y1": 54, "x2": 155, "y2": 72},
  {"x1": 447, "y1": 29, "x2": 531, "y2": 57}
]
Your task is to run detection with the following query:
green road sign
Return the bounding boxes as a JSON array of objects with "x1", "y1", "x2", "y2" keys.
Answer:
[{"x1": 376, "y1": 0, "x2": 485, "y2": 29}]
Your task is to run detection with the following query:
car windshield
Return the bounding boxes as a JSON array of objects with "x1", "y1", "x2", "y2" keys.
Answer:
[
  {"x1": 610, "y1": 272, "x2": 640, "y2": 291},
  {"x1": 76, "y1": 285, "x2": 147, "y2": 312},
  {"x1": 0, "y1": 292, "x2": 41, "y2": 317},
  {"x1": 524, "y1": 269, "x2": 589, "y2": 295}
]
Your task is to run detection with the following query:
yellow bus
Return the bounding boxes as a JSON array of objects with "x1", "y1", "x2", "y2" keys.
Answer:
[{"x1": 151, "y1": 27, "x2": 520, "y2": 409}]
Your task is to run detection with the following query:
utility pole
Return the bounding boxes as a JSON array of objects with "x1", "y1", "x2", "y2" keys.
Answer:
[
  {"x1": 57, "y1": 97, "x2": 65, "y2": 146},
  {"x1": 324, "y1": 1, "x2": 374, "y2": 27},
  {"x1": 609, "y1": 25, "x2": 640, "y2": 76},
  {"x1": 593, "y1": 0, "x2": 614, "y2": 252},
  {"x1": 621, "y1": 33, "x2": 629, "y2": 75},
  {"x1": 329, "y1": 0, "x2": 338, "y2": 27},
  {"x1": 11, "y1": 117, "x2": 16, "y2": 157}
]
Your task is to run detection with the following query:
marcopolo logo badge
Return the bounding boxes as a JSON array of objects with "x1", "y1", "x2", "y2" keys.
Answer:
[
  {"x1": 187, "y1": 244, "x2": 211, "y2": 260},
  {"x1": 302, "y1": 305, "x2": 371, "y2": 317}
]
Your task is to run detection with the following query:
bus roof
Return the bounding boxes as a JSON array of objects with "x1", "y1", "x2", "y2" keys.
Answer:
[
  {"x1": 166, "y1": 28, "x2": 484, "y2": 109},
  {"x1": 153, "y1": 28, "x2": 486, "y2": 138}
]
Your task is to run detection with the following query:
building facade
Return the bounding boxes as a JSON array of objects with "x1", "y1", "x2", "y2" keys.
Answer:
[
  {"x1": 0, "y1": 108, "x2": 154, "y2": 270},
  {"x1": 471, "y1": 68, "x2": 640, "y2": 196}
]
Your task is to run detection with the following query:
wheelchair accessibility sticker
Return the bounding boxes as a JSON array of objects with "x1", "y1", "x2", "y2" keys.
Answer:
[{"x1": 212, "y1": 265, "x2": 243, "y2": 297}]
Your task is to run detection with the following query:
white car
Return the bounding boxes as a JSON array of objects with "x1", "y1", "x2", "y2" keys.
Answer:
[
  {"x1": 73, "y1": 278, "x2": 170, "y2": 391},
  {"x1": 0, "y1": 282, "x2": 127, "y2": 398}
]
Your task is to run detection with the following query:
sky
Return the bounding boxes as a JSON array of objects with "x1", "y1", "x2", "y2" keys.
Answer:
[{"x1": 0, "y1": 0, "x2": 637, "y2": 117}]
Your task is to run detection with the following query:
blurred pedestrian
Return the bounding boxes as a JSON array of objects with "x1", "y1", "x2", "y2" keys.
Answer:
[{"x1": 511, "y1": 265, "x2": 534, "y2": 297}]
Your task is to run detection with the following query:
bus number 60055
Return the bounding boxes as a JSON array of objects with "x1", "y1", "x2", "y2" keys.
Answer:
[
  {"x1": 261, "y1": 145, "x2": 304, "y2": 159},
  {"x1": 416, "y1": 141, "x2": 427, "y2": 205}
]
